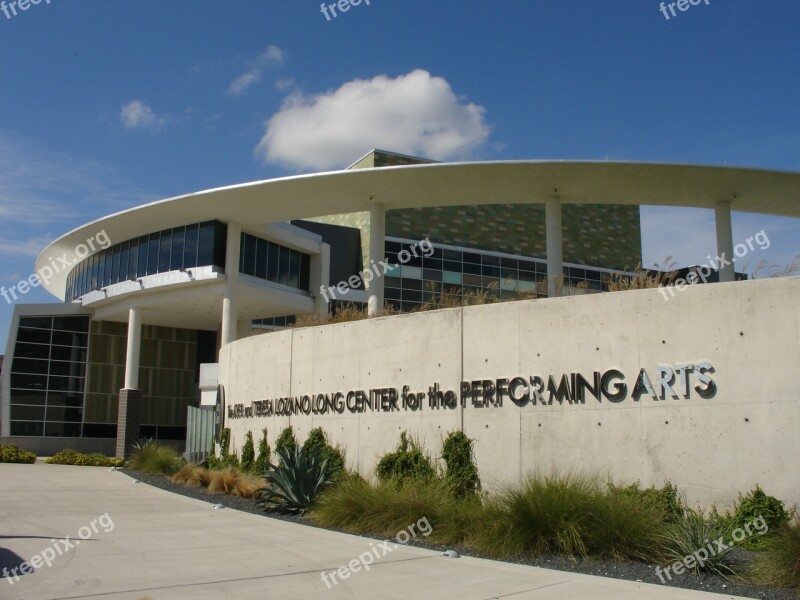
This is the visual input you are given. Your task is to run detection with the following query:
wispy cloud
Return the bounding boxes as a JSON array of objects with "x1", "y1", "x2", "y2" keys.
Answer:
[
  {"x1": 227, "y1": 45, "x2": 286, "y2": 96},
  {"x1": 120, "y1": 99, "x2": 169, "y2": 131}
]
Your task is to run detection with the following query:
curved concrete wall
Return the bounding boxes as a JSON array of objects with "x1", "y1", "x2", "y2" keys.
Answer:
[{"x1": 220, "y1": 277, "x2": 800, "y2": 506}]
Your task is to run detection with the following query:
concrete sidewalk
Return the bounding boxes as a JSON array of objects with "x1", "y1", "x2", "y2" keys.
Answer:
[{"x1": 0, "y1": 463, "x2": 749, "y2": 600}]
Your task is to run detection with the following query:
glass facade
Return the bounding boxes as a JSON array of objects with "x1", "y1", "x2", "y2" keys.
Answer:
[
  {"x1": 239, "y1": 232, "x2": 311, "y2": 292},
  {"x1": 384, "y1": 238, "x2": 619, "y2": 312},
  {"x1": 8, "y1": 316, "x2": 90, "y2": 437},
  {"x1": 65, "y1": 220, "x2": 228, "y2": 302}
]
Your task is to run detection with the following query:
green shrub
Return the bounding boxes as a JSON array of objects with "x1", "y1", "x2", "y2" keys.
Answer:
[
  {"x1": 0, "y1": 444, "x2": 37, "y2": 464},
  {"x1": 302, "y1": 427, "x2": 346, "y2": 477},
  {"x1": 257, "y1": 446, "x2": 332, "y2": 514},
  {"x1": 240, "y1": 431, "x2": 255, "y2": 473},
  {"x1": 726, "y1": 485, "x2": 791, "y2": 549},
  {"x1": 375, "y1": 432, "x2": 436, "y2": 483},
  {"x1": 660, "y1": 508, "x2": 737, "y2": 577},
  {"x1": 254, "y1": 428, "x2": 271, "y2": 475},
  {"x1": 748, "y1": 517, "x2": 800, "y2": 588},
  {"x1": 128, "y1": 442, "x2": 183, "y2": 475},
  {"x1": 313, "y1": 474, "x2": 477, "y2": 545},
  {"x1": 275, "y1": 426, "x2": 298, "y2": 466},
  {"x1": 608, "y1": 480, "x2": 683, "y2": 523},
  {"x1": 45, "y1": 449, "x2": 124, "y2": 467},
  {"x1": 473, "y1": 471, "x2": 665, "y2": 561},
  {"x1": 441, "y1": 431, "x2": 480, "y2": 497}
]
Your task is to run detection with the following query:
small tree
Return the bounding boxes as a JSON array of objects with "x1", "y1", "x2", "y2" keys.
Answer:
[
  {"x1": 441, "y1": 431, "x2": 481, "y2": 497},
  {"x1": 375, "y1": 432, "x2": 435, "y2": 483},
  {"x1": 302, "y1": 427, "x2": 346, "y2": 477},
  {"x1": 240, "y1": 431, "x2": 255, "y2": 473},
  {"x1": 254, "y1": 428, "x2": 271, "y2": 475},
  {"x1": 275, "y1": 426, "x2": 298, "y2": 466}
]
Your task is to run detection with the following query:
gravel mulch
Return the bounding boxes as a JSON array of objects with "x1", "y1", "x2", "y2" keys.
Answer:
[{"x1": 122, "y1": 469, "x2": 799, "y2": 600}]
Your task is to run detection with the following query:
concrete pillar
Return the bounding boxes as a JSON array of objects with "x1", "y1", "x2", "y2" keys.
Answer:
[
  {"x1": 118, "y1": 306, "x2": 143, "y2": 458},
  {"x1": 221, "y1": 222, "x2": 242, "y2": 346},
  {"x1": 546, "y1": 196, "x2": 564, "y2": 297},
  {"x1": 310, "y1": 242, "x2": 331, "y2": 317},
  {"x1": 368, "y1": 203, "x2": 385, "y2": 316},
  {"x1": 715, "y1": 201, "x2": 735, "y2": 283},
  {"x1": 123, "y1": 306, "x2": 141, "y2": 390}
]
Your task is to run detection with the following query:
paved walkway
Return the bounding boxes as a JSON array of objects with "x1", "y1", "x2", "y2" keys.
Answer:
[{"x1": 0, "y1": 463, "x2": 750, "y2": 599}]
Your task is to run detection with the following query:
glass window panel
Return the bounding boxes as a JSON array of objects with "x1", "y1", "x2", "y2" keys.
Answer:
[
  {"x1": 256, "y1": 238, "x2": 268, "y2": 279},
  {"x1": 482, "y1": 254, "x2": 500, "y2": 266},
  {"x1": 138, "y1": 236, "x2": 149, "y2": 277},
  {"x1": 401, "y1": 266, "x2": 422, "y2": 280},
  {"x1": 11, "y1": 405, "x2": 46, "y2": 420},
  {"x1": 14, "y1": 342, "x2": 50, "y2": 360},
  {"x1": 423, "y1": 269, "x2": 442, "y2": 282},
  {"x1": 103, "y1": 248, "x2": 113, "y2": 287},
  {"x1": 197, "y1": 221, "x2": 215, "y2": 266},
  {"x1": 442, "y1": 249, "x2": 462, "y2": 262},
  {"x1": 443, "y1": 260, "x2": 462, "y2": 272},
  {"x1": 400, "y1": 249, "x2": 422, "y2": 267},
  {"x1": 19, "y1": 316, "x2": 52, "y2": 329},
  {"x1": 501, "y1": 257, "x2": 518, "y2": 269},
  {"x1": 51, "y1": 330, "x2": 88, "y2": 348},
  {"x1": 50, "y1": 345, "x2": 87, "y2": 363},
  {"x1": 183, "y1": 224, "x2": 199, "y2": 269},
  {"x1": 288, "y1": 250, "x2": 300, "y2": 288},
  {"x1": 11, "y1": 358, "x2": 49, "y2": 375},
  {"x1": 46, "y1": 406, "x2": 83, "y2": 422},
  {"x1": 422, "y1": 257, "x2": 442, "y2": 270},
  {"x1": 518, "y1": 269, "x2": 536, "y2": 282},
  {"x1": 482, "y1": 276, "x2": 500, "y2": 288},
  {"x1": 385, "y1": 276, "x2": 402, "y2": 288},
  {"x1": 10, "y1": 421, "x2": 44, "y2": 436},
  {"x1": 463, "y1": 273, "x2": 482, "y2": 287},
  {"x1": 52, "y1": 316, "x2": 89, "y2": 332},
  {"x1": 10, "y1": 390, "x2": 46, "y2": 405},
  {"x1": 147, "y1": 233, "x2": 160, "y2": 275},
  {"x1": 83, "y1": 423, "x2": 117, "y2": 438},
  {"x1": 266, "y1": 241, "x2": 279, "y2": 281},
  {"x1": 158, "y1": 229, "x2": 172, "y2": 272},
  {"x1": 402, "y1": 278, "x2": 422, "y2": 291},
  {"x1": 300, "y1": 253, "x2": 310, "y2": 291},
  {"x1": 10, "y1": 373, "x2": 47, "y2": 391},
  {"x1": 49, "y1": 361, "x2": 86, "y2": 378},
  {"x1": 519, "y1": 260, "x2": 537, "y2": 272},
  {"x1": 49, "y1": 376, "x2": 85, "y2": 394},
  {"x1": 278, "y1": 246, "x2": 290, "y2": 286},
  {"x1": 463, "y1": 251, "x2": 481, "y2": 264},
  {"x1": 16, "y1": 327, "x2": 51, "y2": 345},
  {"x1": 127, "y1": 238, "x2": 139, "y2": 281},
  {"x1": 385, "y1": 241, "x2": 401, "y2": 253},
  {"x1": 111, "y1": 244, "x2": 121, "y2": 284},
  {"x1": 482, "y1": 264, "x2": 500, "y2": 277},
  {"x1": 385, "y1": 287, "x2": 401, "y2": 300},
  {"x1": 238, "y1": 232, "x2": 246, "y2": 273},
  {"x1": 44, "y1": 421, "x2": 82, "y2": 437},
  {"x1": 442, "y1": 271, "x2": 462, "y2": 285},
  {"x1": 46, "y1": 392, "x2": 84, "y2": 408},
  {"x1": 463, "y1": 262, "x2": 481, "y2": 275},
  {"x1": 170, "y1": 226, "x2": 185, "y2": 271},
  {"x1": 242, "y1": 234, "x2": 256, "y2": 276},
  {"x1": 213, "y1": 221, "x2": 227, "y2": 269},
  {"x1": 402, "y1": 289, "x2": 422, "y2": 302}
]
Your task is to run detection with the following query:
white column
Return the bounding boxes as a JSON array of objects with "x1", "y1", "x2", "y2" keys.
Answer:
[
  {"x1": 368, "y1": 203, "x2": 385, "y2": 316},
  {"x1": 546, "y1": 196, "x2": 564, "y2": 297},
  {"x1": 221, "y1": 222, "x2": 242, "y2": 346},
  {"x1": 123, "y1": 306, "x2": 142, "y2": 390},
  {"x1": 310, "y1": 242, "x2": 331, "y2": 317},
  {"x1": 715, "y1": 201, "x2": 734, "y2": 283}
]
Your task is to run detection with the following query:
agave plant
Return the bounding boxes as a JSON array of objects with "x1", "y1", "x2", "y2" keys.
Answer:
[{"x1": 256, "y1": 445, "x2": 333, "y2": 514}]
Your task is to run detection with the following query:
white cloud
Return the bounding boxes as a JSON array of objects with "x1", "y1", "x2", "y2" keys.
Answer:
[
  {"x1": 229, "y1": 69, "x2": 262, "y2": 96},
  {"x1": 227, "y1": 45, "x2": 286, "y2": 96},
  {"x1": 120, "y1": 99, "x2": 168, "y2": 131},
  {"x1": 258, "y1": 45, "x2": 285, "y2": 68},
  {"x1": 256, "y1": 70, "x2": 491, "y2": 171}
]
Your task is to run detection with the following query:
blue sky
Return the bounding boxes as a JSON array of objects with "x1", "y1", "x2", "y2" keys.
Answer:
[{"x1": 0, "y1": 0, "x2": 798, "y2": 348}]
